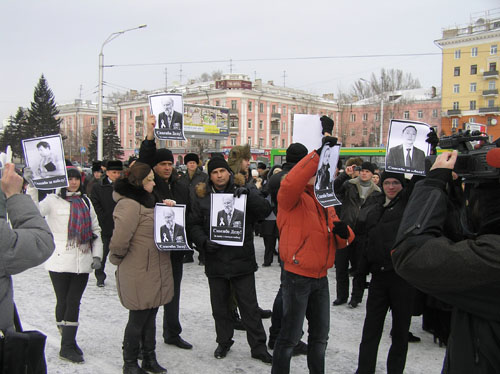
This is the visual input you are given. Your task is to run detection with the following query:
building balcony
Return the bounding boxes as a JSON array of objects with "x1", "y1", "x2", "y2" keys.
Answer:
[
  {"x1": 271, "y1": 128, "x2": 280, "y2": 135},
  {"x1": 135, "y1": 115, "x2": 144, "y2": 123},
  {"x1": 271, "y1": 112, "x2": 281, "y2": 120},
  {"x1": 229, "y1": 109, "x2": 239, "y2": 118},
  {"x1": 482, "y1": 89, "x2": 499, "y2": 96},
  {"x1": 447, "y1": 109, "x2": 461, "y2": 116},
  {"x1": 479, "y1": 106, "x2": 500, "y2": 113},
  {"x1": 483, "y1": 70, "x2": 499, "y2": 79}
]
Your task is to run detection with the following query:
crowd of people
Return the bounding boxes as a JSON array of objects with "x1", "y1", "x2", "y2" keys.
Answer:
[{"x1": 2, "y1": 113, "x2": 499, "y2": 374}]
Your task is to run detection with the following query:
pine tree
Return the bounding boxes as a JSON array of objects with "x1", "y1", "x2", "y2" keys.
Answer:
[
  {"x1": 0, "y1": 107, "x2": 29, "y2": 161},
  {"x1": 27, "y1": 74, "x2": 62, "y2": 137},
  {"x1": 88, "y1": 131, "x2": 98, "y2": 162},
  {"x1": 103, "y1": 121, "x2": 124, "y2": 160}
]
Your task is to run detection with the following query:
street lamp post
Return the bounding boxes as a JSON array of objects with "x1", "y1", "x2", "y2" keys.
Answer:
[{"x1": 97, "y1": 25, "x2": 147, "y2": 160}]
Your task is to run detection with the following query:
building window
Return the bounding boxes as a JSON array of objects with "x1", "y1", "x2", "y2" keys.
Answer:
[
  {"x1": 350, "y1": 113, "x2": 356, "y2": 122},
  {"x1": 248, "y1": 119, "x2": 252, "y2": 129},
  {"x1": 404, "y1": 111, "x2": 410, "y2": 119},
  {"x1": 248, "y1": 101, "x2": 253, "y2": 112},
  {"x1": 350, "y1": 129, "x2": 356, "y2": 136},
  {"x1": 168, "y1": 141, "x2": 173, "y2": 147},
  {"x1": 129, "y1": 110, "x2": 133, "y2": 119},
  {"x1": 140, "y1": 109, "x2": 143, "y2": 116},
  {"x1": 90, "y1": 117, "x2": 95, "y2": 125},
  {"x1": 247, "y1": 137, "x2": 252, "y2": 146},
  {"x1": 258, "y1": 138, "x2": 263, "y2": 147},
  {"x1": 490, "y1": 62, "x2": 497, "y2": 71},
  {"x1": 282, "y1": 106, "x2": 286, "y2": 115},
  {"x1": 230, "y1": 119, "x2": 238, "y2": 128},
  {"x1": 259, "y1": 103, "x2": 264, "y2": 113},
  {"x1": 375, "y1": 112, "x2": 380, "y2": 121},
  {"x1": 488, "y1": 117, "x2": 494, "y2": 125},
  {"x1": 272, "y1": 105, "x2": 276, "y2": 113},
  {"x1": 470, "y1": 82, "x2": 477, "y2": 92},
  {"x1": 432, "y1": 109, "x2": 438, "y2": 118},
  {"x1": 454, "y1": 66, "x2": 460, "y2": 76},
  {"x1": 362, "y1": 127, "x2": 367, "y2": 136},
  {"x1": 231, "y1": 100, "x2": 237, "y2": 110},
  {"x1": 282, "y1": 121, "x2": 286, "y2": 132},
  {"x1": 454, "y1": 49, "x2": 461, "y2": 59},
  {"x1": 491, "y1": 44, "x2": 498, "y2": 55},
  {"x1": 488, "y1": 99, "x2": 495, "y2": 108},
  {"x1": 417, "y1": 110, "x2": 423, "y2": 119},
  {"x1": 471, "y1": 47, "x2": 478, "y2": 57},
  {"x1": 282, "y1": 139, "x2": 286, "y2": 148},
  {"x1": 453, "y1": 101, "x2": 459, "y2": 110},
  {"x1": 453, "y1": 84, "x2": 460, "y2": 94},
  {"x1": 471, "y1": 64, "x2": 477, "y2": 75},
  {"x1": 259, "y1": 120, "x2": 263, "y2": 130},
  {"x1": 470, "y1": 100, "x2": 476, "y2": 110},
  {"x1": 469, "y1": 117, "x2": 475, "y2": 123},
  {"x1": 488, "y1": 80, "x2": 496, "y2": 90},
  {"x1": 129, "y1": 140, "x2": 132, "y2": 148},
  {"x1": 362, "y1": 113, "x2": 368, "y2": 121},
  {"x1": 230, "y1": 136, "x2": 236, "y2": 146},
  {"x1": 452, "y1": 118, "x2": 458, "y2": 128},
  {"x1": 272, "y1": 138, "x2": 276, "y2": 148},
  {"x1": 216, "y1": 100, "x2": 220, "y2": 106}
]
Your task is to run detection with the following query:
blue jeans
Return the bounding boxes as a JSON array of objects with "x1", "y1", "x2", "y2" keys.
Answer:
[{"x1": 272, "y1": 271, "x2": 330, "y2": 374}]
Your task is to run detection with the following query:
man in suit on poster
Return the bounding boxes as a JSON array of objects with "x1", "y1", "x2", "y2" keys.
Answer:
[
  {"x1": 386, "y1": 125, "x2": 426, "y2": 171},
  {"x1": 160, "y1": 207, "x2": 186, "y2": 243},
  {"x1": 217, "y1": 195, "x2": 244, "y2": 228},
  {"x1": 158, "y1": 97, "x2": 183, "y2": 130}
]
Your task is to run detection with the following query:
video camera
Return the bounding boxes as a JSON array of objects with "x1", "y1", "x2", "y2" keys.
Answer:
[{"x1": 426, "y1": 130, "x2": 499, "y2": 181}]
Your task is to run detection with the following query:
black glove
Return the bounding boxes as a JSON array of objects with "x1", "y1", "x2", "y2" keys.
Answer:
[
  {"x1": 426, "y1": 128, "x2": 439, "y2": 155},
  {"x1": 320, "y1": 115, "x2": 334, "y2": 135},
  {"x1": 204, "y1": 239, "x2": 220, "y2": 254},
  {"x1": 316, "y1": 136, "x2": 338, "y2": 155},
  {"x1": 332, "y1": 221, "x2": 350, "y2": 239},
  {"x1": 233, "y1": 186, "x2": 249, "y2": 198}
]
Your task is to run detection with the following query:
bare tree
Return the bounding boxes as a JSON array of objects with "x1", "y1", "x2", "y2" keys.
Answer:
[{"x1": 350, "y1": 68, "x2": 421, "y2": 99}]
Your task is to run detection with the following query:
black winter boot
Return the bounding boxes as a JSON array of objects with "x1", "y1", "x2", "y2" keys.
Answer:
[
  {"x1": 142, "y1": 351, "x2": 167, "y2": 373},
  {"x1": 123, "y1": 339, "x2": 147, "y2": 374},
  {"x1": 59, "y1": 324, "x2": 84, "y2": 363}
]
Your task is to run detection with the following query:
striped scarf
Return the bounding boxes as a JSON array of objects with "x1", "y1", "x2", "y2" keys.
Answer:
[{"x1": 65, "y1": 193, "x2": 92, "y2": 251}]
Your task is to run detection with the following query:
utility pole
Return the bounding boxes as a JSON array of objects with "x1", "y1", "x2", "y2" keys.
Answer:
[
  {"x1": 229, "y1": 59, "x2": 233, "y2": 73},
  {"x1": 179, "y1": 65, "x2": 183, "y2": 84},
  {"x1": 282, "y1": 70, "x2": 287, "y2": 87},
  {"x1": 164, "y1": 67, "x2": 168, "y2": 91}
]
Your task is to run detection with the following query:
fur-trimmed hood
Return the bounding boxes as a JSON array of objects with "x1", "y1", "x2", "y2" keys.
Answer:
[
  {"x1": 194, "y1": 173, "x2": 246, "y2": 198},
  {"x1": 228, "y1": 144, "x2": 251, "y2": 175},
  {"x1": 113, "y1": 177, "x2": 156, "y2": 208}
]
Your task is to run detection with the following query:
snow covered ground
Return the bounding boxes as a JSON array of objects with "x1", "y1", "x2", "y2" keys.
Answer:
[{"x1": 13, "y1": 237, "x2": 445, "y2": 373}]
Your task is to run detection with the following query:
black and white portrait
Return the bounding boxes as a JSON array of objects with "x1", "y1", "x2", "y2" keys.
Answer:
[
  {"x1": 210, "y1": 193, "x2": 247, "y2": 246},
  {"x1": 314, "y1": 144, "x2": 342, "y2": 207},
  {"x1": 385, "y1": 120, "x2": 430, "y2": 175},
  {"x1": 149, "y1": 93, "x2": 185, "y2": 141},
  {"x1": 154, "y1": 204, "x2": 191, "y2": 251},
  {"x1": 22, "y1": 134, "x2": 67, "y2": 190}
]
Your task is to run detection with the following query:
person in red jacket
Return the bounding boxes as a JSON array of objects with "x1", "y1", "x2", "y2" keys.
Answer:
[{"x1": 271, "y1": 136, "x2": 355, "y2": 374}]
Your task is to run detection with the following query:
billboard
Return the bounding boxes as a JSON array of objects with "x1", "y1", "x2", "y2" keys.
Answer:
[{"x1": 184, "y1": 103, "x2": 229, "y2": 137}]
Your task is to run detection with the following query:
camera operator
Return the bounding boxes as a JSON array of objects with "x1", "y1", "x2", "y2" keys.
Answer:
[{"x1": 392, "y1": 149, "x2": 500, "y2": 374}]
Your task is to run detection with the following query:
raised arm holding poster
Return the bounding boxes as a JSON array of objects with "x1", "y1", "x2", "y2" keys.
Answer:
[
  {"x1": 149, "y1": 93, "x2": 186, "y2": 141},
  {"x1": 22, "y1": 134, "x2": 68, "y2": 190},
  {"x1": 210, "y1": 193, "x2": 247, "y2": 246},
  {"x1": 154, "y1": 203, "x2": 192, "y2": 251},
  {"x1": 385, "y1": 119, "x2": 430, "y2": 175}
]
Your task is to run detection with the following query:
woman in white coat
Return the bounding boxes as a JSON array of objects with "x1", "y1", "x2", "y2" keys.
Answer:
[{"x1": 28, "y1": 167, "x2": 103, "y2": 363}]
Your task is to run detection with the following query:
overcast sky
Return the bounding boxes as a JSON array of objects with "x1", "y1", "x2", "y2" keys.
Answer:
[{"x1": 1, "y1": 0, "x2": 498, "y2": 122}]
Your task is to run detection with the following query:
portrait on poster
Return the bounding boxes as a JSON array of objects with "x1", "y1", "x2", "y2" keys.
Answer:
[
  {"x1": 314, "y1": 144, "x2": 341, "y2": 207},
  {"x1": 22, "y1": 134, "x2": 68, "y2": 190},
  {"x1": 154, "y1": 204, "x2": 191, "y2": 251},
  {"x1": 149, "y1": 93, "x2": 185, "y2": 141},
  {"x1": 385, "y1": 120, "x2": 430, "y2": 175},
  {"x1": 210, "y1": 193, "x2": 246, "y2": 246}
]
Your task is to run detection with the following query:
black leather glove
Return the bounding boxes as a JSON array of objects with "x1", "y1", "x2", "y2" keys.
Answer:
[
  {"x1": 332, "y1": 221, "x2": 350, "y2": 239},
  {"x1": 204, "y1": 239, "x2": 220, "y2": 253},
  {"x1": 426, "y1": 128, "x2": 439, "y2": 155},
  {"x1": 233, "y1": 186, "x2": 249, "y2": 198},
  {"x1": 320, "y1": 115, "x2": 334, "y2": 135},
  {"x1": 316, "y1": 136, "x2": 338, "y2": 155}
]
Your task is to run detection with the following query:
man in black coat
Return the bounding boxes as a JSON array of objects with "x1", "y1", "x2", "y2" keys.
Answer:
[
  {"x1": 216, "y1": 195, "x2": 244, "y2": 227},
  {"x1": 188, "y1": 157, "x2": 273, "y2": 363},
  {"x1": 90, "y1": 160, "x2": 123, "y2": 287},
  {"x1": 139, "y1": 115, "x2": 192, "y2": 350},
  {"x1": 386, "y1": 125, "x2": 426, "y2": 172},
  {"x1": 160, "y1": 207, "x2": 186, "y2": 243},
  {"x1": 158, "y1": 97, "x2": 183, "y2": 130}
]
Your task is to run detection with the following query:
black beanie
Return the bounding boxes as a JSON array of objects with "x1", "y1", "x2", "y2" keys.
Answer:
[
  {"x1": 153, "y1": 149, "x2": 174, "y2": 166},
  {"x1": 184, "y1": 153, "x2": 199, "y2": 165},
  {"x1": 286, "y1": 143, "x2": 308, "y2": 164},
  {"x1": 257, "y1": 162, "x2": 267, "y2": 170},
  {"x1": 92, "y1": 161, "x2": 102, "y2": 173},
  {"x1": 381, "y1": 171, "x2": 406, "y2": 186},
  {"x1": 208, "y1": 157, "x2": 232, "y2": 175},
  {"x1": 361, "y1": 161, "x2": 375, "y2": 174}
]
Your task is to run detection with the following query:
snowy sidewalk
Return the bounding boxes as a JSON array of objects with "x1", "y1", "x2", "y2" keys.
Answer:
[{"x1": 13, "y1": 237, "x2": 445, "y2": 373}]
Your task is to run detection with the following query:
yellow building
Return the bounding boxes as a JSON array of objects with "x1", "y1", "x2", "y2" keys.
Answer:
[{"x1": 436, "y1": 9, "x2": 500, "y2": 140}]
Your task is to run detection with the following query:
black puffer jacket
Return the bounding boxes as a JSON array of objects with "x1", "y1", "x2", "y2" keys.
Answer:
[
  {"x1": 392, "y1": 171, "x2": 500, "y2": 374},
  {"x1": 90, "y1": 177, "x2": 116, "y2": 237},
  {"x1": 188, "y1": 173, "x2": 271, "y2": 279}
]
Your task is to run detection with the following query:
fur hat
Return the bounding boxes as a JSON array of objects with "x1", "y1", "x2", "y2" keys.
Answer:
[
  {"x1": 184, "y1": 153, "x2": 200, "y2": 165},
  {"x1": 228, "y1": 144, "x2": 251, "y2": 175},
  {"x1": 153, "y1": 149, "x2": 174, "y2": 166},
  {"x1": 286, "y1": 143, "x2": 308, "y2": 164},
  {"x1": 91, "y1": 161, "x2": 102, "y2": 173},
  {"x1": 107, "y1": 160, "x2": 123, "y2": 171},
  {"x1": 381, "y1": 171, "x2": 406, "y2": 186},
  {"x1": 361, "y1": 161, "x2": 375, "y2": 174}
]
